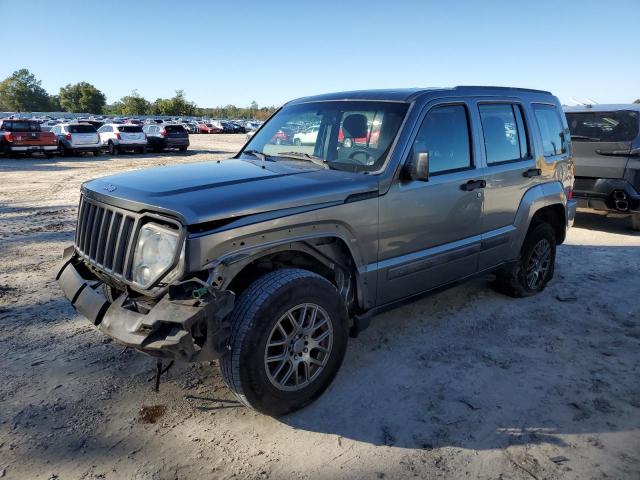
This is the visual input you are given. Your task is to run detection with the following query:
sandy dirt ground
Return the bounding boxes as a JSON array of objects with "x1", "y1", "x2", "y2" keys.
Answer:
[{"x1": 0, "y1": 134, "x2": 639, "y2": 480}]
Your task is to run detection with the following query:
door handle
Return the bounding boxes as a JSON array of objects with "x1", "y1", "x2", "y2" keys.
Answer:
[
  {"x1": 460, "y1": 179, "x2": 486, "y2": 191},
  {"x1": 523, "y1": 168, "x2": 541, "y2": 178}
]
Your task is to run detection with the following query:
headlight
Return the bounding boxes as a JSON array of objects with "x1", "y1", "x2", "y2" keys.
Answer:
[{"x1": 132, "y1": 222, "x2": 180, "y2": 288}]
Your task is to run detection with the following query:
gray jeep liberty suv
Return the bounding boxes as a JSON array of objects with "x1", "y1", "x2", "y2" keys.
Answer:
[
  {"x1": 564, "y1": 104, "x2": 640, "y2": 230},
  {"x1": 57, "y1": 86, "x2": 576, "y2": 415}
]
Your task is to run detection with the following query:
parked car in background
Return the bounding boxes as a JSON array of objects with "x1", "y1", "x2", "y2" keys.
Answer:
[
  {"x1": 565, "y1": 104, "x2": 640, "y2": 230},
  {"x1": 40, "y1": 120, "x2": 60, "y2": 132},
  {"x1": 97, "y1": 123, "x2": 147, "y2": 154},
  {"x1": 143, "y1": 124, "x2": 189, "y2": 152},
  {"x1": 293, "y1": 125, "x2": 319, "y2": 145},
  {"x1": 0, "y1": 119, "x2": 57, "y2": 158},
  {"x1": 51, "y1": 123, "x2": 101, "y2": 156},
  {"x1": 81, "y1": 120, "x2": 105, "y2": 130},
  {"x1": 196, "y1": 122, "x2": 221, "y2": 134},
  {"x1": 182, "y1": 122, "x2": 198, "y2": 134}
]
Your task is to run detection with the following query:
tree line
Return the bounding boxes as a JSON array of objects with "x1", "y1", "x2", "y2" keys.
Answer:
[{"x1": 0, "y1": 69, "x2": 277, "y2": 119}]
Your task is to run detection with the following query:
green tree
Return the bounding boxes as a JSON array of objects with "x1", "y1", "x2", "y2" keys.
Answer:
[
  {"x1": 150, "y1": 90, "x2": 196, "y2": 116},
  {"x1": 48, "y1": 94, "x2": 62, "y2": 112},
  {"x1": 59, "y1": 82, "x2": 106, "y2": 114},
  {"x1": 118, "y1": 90, "x2": 151, "y2": 115},
  {"x1": 0, "y1": 69, "x2": 51, "y2": 112}
]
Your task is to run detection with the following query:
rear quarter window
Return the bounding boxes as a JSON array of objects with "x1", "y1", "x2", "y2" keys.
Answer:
[{"x1": 533, "y1": 104, "x2": 567, "y2": 157}]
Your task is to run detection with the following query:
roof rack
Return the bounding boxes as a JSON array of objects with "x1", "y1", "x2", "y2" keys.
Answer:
[{"x1": 455, "y1": 86, "x2": 552, "y2": 95}]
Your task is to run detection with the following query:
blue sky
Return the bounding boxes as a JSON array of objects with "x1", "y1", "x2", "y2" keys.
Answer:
[{"x1": 2, "y1": 0, "x2": 639, "y2": 107}]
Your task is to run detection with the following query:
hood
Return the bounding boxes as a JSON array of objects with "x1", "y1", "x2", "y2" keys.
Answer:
[{"x1": 82, "y1": 159, "x2": 379, "y2": 225}]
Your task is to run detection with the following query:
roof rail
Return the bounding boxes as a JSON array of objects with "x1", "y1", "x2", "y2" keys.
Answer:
[{"x1": 455, "y1": 85, "x2": 552, "y2": 95}]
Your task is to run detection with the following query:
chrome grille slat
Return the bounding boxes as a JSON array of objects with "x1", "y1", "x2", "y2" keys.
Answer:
[{"x1": 74, "y1": 196, "x2": 138, "y2": 281}]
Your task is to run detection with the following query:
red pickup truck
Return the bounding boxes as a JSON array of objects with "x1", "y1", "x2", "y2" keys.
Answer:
[{"x1": 0, "y1": 119, "x2": 57, "y2": 158}]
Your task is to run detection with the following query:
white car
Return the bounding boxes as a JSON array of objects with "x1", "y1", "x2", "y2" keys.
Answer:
[
  {"x1": 293, "y1": 126, "x2": 319, "y2": 145},
  {"x1": 51, "y1": 123, "x2": 101, "y2": 156},
  {"x1": 97, "y1": 123, "x2": 147, "y2": 155}
]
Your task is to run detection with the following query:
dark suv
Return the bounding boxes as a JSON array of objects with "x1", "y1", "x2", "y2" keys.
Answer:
[
  {"x1": 565, "y1": 104, "x2": 640, "y2": 230},
  {"x1": 57, "y1": 87, "x2": 575, "y2": 416},
  {"x1": 143, "y1": 124, "x2": 189, "y2": 152}
]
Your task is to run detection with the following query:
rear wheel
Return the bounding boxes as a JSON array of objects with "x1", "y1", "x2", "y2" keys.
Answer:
[
  {"x1": 108, "y1": 141, "x2": 118, "y2": 155},
  {"x1": 59, "y1": 143, "x2": 69, "y2": 157},
  {"x1": 179, "y1": 146, "x2": 188, "y2": 152},
  {"x1": 632, "y1": 214, "x2": 640, "y2": 232},
  {"x1": 221, "y1": 269, "x2": 348, "y2": 416},
  {"x1": 492, "y1": 222, "x2": 556, "y2": 297}
]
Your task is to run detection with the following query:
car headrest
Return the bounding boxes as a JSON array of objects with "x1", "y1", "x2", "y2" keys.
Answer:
[{"x1": 342, "y1": 114, "x2": 368, "y2": 138}]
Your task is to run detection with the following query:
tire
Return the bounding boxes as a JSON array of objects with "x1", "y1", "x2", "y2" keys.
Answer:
[
  {"x1": 179, "y1": 146, "x2": 187, "y2": 152},
  {"x1": 59, "y1": 143, "x2": 69, "y2": 157},
  {"x1": 220, "y1": 269, "x2": 349, "y2": 416},
  {"x1": 93, "y1": 150, "x2": 100, "y2": 157},
  {"x1": 108, "y1": 141, "x2": 118, "y2": 155},
  {"x1": 632, "y1": 214, "x2": 640, "y2": 232},
  {"x1": 492, "y1": 222, "x2": 556, "y2": 298}
]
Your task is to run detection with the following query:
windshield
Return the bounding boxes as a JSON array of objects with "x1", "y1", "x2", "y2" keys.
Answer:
[
  {"x1": 566, "y1": 110, "x2": 639, "y2": 142},
  {"x1": 241, "y1": 100, "x2": 409, "y2": 172}
]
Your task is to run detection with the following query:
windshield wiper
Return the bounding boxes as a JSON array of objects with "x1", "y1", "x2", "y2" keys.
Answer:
[
  {"x1": 275, "y1": 152, "x2": 329, "y2": 169},
  {"x1": 570, "y1": 135, "x2": 601, "y2": 141},
  {"x1": 242, "y1": 149, "x2": 275, "y2": 161}
]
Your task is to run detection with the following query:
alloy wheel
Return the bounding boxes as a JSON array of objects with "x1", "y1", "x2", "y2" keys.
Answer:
[{"x1": 264, "y1": 303, "x2": 333, "y2": 392}]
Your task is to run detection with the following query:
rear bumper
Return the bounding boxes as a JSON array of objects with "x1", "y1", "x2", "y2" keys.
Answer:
[
  {"x1": 166, "y1": 138, "x2": 189, "y2": 147},
  {"x1": 56, "y1": 247, "x2": 235, "y2": 362},
  {"x1": 574, "y1": 177, "x2": 640, "y2": 214},
  {"x1": 9, "y1": 145, "x2": 57, "y2": 152}
]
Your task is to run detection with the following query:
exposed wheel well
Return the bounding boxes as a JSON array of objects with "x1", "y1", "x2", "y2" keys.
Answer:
[
  {"x1": 224, "y1": 237, "x2": 359, "y2": 315},
  {"x1": 530, "y1": 204, "x2": 566, "y2": 244}
]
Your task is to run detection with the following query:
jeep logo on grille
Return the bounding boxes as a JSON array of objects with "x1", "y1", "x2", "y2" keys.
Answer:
[{"x1": 103, "y1": 184, "x2": 117, "y2": 192}]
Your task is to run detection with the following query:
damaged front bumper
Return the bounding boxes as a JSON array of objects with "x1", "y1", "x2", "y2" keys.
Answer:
[{"x1": 56, "y1": 247, "x2": 235, "y2": 362}]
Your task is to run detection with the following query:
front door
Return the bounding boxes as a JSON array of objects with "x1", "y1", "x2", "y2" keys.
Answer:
[{"x1": 377, "y1": 101, "x2": 485, "y2": 305}]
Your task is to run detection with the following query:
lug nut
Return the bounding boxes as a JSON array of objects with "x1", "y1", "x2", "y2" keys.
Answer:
[{"x1": 303, "y1": 348, "x2": 308, "y2": 353}]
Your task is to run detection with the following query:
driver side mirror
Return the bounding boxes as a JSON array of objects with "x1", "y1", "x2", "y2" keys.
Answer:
[{"x1": 404, "y1": 151, "x2": 429, "y2": 181}]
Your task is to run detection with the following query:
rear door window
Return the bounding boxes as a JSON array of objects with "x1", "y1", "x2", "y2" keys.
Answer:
[
  {"x1": 479, "y1": 104, "x2": 529, "y2": 164},
  {"x1": 566, "y1": 110, "x2": 639, "y2": 142},
  {"x1": 414, "y1": 105, "x2": 472, "y2": 175},
  {"x1": 533, "y1": 104, "x2": 567, "y2": 157}
]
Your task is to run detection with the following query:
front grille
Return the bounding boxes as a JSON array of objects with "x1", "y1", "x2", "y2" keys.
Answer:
[{"x1": 75, "y1": 196, "x2": 137, "y2": 279}]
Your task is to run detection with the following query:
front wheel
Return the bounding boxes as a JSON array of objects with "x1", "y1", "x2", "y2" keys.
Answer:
[
  {"x1": 492, "y1": 222, "x2": 556, "y2": 297},
  {"x1": 631, "y1": 214, "x2": 640, "y2": 231},
  {"x1": 220, "y1": 269, "x2": 348, "y2": 416}
]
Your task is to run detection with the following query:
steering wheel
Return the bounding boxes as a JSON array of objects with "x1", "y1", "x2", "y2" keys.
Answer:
[{"x1": 348, "y1": 149, "x2": 374, "y2": 165}]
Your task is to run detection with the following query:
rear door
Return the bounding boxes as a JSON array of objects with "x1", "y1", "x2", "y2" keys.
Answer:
[
  {"x1": 7, "y1": 121, "x2": 42, "y2": 146},
  {"x1": 475, "y1": 100, "x2": 537, "y2": 269},
  {"x1": 70, "y1": 124, "x2": 99, "y2": 145},
  {"x1": 566, "y1": 110, "x2": 639, "y2": 179}
]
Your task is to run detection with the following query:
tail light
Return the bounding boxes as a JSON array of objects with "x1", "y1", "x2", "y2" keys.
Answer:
[
  {"x1": 567, "y1": 155, "x2": 575, "y2": 200},
  {"x1": 115, "y1": 133, "x2": 121, "y2": 140},
  {"x1": 160, "y1": 129, "x2": 167, "y2": 137},
  {"x1": 64, "y1": 133, "x2": 72, "y2": 140},
  {"x1": 5, "y1": 132, "x2": 14, "y2": 142}
]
